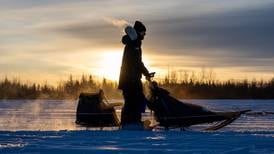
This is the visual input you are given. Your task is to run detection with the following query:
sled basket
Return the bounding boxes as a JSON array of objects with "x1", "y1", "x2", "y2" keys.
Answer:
[{"x1": 76, "y1": 91, "x2": 119, "y2": 127}]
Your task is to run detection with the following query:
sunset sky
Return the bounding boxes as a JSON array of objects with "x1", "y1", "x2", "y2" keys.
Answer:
[{"x1": 1, "y1": 0, "x2": 274, "y2": 83}]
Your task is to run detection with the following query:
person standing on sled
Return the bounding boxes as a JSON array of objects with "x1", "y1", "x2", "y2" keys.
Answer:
[{"x1": 118, "y1": 21, "x2": 153, "y2": 129}]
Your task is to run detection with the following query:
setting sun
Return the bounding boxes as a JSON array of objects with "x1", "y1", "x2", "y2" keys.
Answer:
[
  {"x1": 97, "y1": 51, "x2": 123, "y2": 81},
  {"x1": 93, "y1": 50, "x2": 154, "y2": 81}
]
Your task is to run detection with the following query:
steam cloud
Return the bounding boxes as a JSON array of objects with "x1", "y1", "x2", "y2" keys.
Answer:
[{"x1": 103, "y1": 17, "x2": 129, "y2": 31}]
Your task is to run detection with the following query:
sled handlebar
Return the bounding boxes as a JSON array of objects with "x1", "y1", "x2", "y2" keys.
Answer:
[
  {"x1": 149, "y1": 72, "x2": 156, "y2": 77},
  {"x1": 147, "y1": 72, "x2": 159, "y2": 90},
  {"x1": 149, "y1": 72, "x2": 155, "y2": 79},
  {"x1": 147, "y1": 72, "x2": 156, "y2": 82}
]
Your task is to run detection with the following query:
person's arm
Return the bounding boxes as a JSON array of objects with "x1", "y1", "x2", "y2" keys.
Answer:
[
  {"x1": 140, "y1": 60, "x2": 150, "y2": 77},
  {"x1": 138, "y1": 52, "x2": 151, "y2": 80}
]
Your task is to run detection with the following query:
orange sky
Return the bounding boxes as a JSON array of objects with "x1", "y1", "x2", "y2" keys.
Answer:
[{"x1": 0, "y1": 0, "x2": 274, "y2": 84}]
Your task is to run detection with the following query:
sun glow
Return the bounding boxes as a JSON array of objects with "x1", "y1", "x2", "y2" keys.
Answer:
[
  {"x1": 97, "y1": 51, "x2": 123, "y2": 81},
  {"x1": 94, "y1": 50, "x2": 155, "y2": 81}
]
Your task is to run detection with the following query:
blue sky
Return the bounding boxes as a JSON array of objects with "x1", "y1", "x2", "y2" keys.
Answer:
[{"x1": 0, "y1": 0, "x2": 274, "y2": 83}]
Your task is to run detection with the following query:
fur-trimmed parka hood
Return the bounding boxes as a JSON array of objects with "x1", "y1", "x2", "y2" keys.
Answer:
[{"x1": 122, "y1": 26, "x2": 138, "y2": 45}]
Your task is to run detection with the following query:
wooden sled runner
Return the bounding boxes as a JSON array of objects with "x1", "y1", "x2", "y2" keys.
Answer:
[{"x1": 205, "y1": 110, "x2": 251, "y2": 131}]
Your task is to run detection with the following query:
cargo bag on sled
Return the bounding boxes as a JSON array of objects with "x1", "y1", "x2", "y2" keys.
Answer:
[
  {"x1": 147, "y1": 81, "x2": 246, "y2": 129},
  {"x1": 76, "y1": 90, "x2": 119, "y2": 127}
]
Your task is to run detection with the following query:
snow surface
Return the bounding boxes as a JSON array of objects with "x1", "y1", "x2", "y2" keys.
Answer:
[
  {"x1": 1, "y1": 130, "x2": 274, "y2": 153},
  {"x1": 0, "y1": 99, "x2": 273, "y2": 153}
]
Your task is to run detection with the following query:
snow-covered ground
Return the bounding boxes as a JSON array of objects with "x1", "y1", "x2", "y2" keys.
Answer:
[
  {"x1": 1, "y1": 130, "x2": 274, "y2": 153},
  {"x1": 0, "y1": 99, "x2": 273, "y2": 153}
]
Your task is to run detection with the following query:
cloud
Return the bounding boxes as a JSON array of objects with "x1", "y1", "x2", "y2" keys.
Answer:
[
  {"x1": 146, "y1": 5, "x2": 274, "y2": 58},
  {"x1": 37, "y1": 3, "x2": 274, "y2": 76},
  {"x1": 0, "y1": 56, "x2": 72, "y2": 75},
  {"x1": 0, "y1": 0, "x2": 273, "y2": 81},
  {"x1": 45, "y1": 19, "x2": 123, "y2": 49}
]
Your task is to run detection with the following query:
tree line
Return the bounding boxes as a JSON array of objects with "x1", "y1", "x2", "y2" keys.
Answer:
[
  {"x1": 0, "y1": 71, "x2": 273, "y2": 99},
  {"x1": 0, "y1": 75, "x2": 120, "y2": 99}
]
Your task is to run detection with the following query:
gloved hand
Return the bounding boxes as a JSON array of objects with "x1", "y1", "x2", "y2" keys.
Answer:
[
  {"x1": 146, "y1": 72, "x2": 155, "y2": 81},
  {"x1": 146, "y1": 76, "x2": 151, "y2": 81}
]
